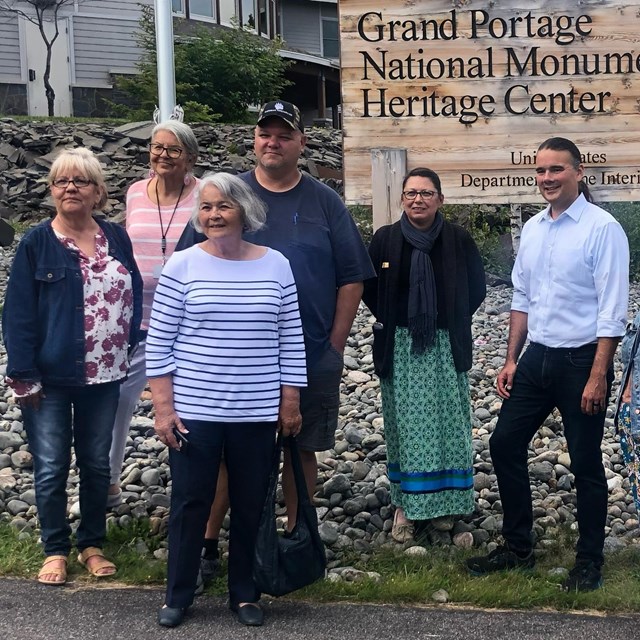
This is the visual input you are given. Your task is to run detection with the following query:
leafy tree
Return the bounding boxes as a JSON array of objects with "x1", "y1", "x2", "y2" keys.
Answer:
[
  {"x1": 0, "y1": 0, "x2": 78, "y2": 116},
  {"x1": 608, "y1": 202, "x2": 640, "y2": 280},
  {"x1": 113, "y1": 5, "x2": 291, "y2": 122}
]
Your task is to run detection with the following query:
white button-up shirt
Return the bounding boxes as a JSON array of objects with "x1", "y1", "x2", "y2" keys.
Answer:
[{"x1": 511, "y1": 194, "x2": 629, "y2": 348}]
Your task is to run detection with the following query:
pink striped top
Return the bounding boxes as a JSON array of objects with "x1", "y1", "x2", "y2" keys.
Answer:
[{"x1": 126, "y1": 178, "x2": 199, "y2": 328}]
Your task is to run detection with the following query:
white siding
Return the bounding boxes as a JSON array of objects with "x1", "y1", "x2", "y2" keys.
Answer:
[
  {"x1": 76, "y1": 0, "x2": 151, "y2": 19},
  {"x1": 281, "y1": 0, "x2": 321, "y2": 55},
  {"x1": 73, "y1": 16, "x2": 143, "y2": 84},
  {"x1": 0, "y1": 15, "x2": 22, "y2": 81}
]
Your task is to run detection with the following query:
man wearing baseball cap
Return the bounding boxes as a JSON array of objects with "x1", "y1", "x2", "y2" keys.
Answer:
[
  {"x1": 256, "y1": 100, "x2": 305, "y2": 132},
  {"x1": 176, "y1": 100, "x2": 374, "y2": 621}
]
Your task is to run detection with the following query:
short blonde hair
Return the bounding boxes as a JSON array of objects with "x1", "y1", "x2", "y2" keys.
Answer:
[{"x1": 48, "y1": 147, "x2": 108, "y2": 209}]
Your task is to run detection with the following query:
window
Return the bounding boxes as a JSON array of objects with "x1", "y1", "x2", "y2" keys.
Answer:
[
  {"x1": 322, "y1": 18, "x2": 339, "y2": 59},
  {"x1": 190, "y1": 0, "x2": 215, "y2": 18},
  {"x1": 172, "y1": 0, "x2": 185, "y2": 13},
  {"x1": 218, "y1": 0, "x2": 236, "y2": 24},
  {"x1": 258, "y1": 0, "x2": 268, "y2": 35},
  {"x1": 241, "y1": 0, "x2": 256, "y2": 29}
]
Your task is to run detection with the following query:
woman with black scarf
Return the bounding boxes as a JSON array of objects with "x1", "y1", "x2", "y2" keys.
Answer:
[{"x1": 363, "y1": 167, "x2": 486, "y2": 543}]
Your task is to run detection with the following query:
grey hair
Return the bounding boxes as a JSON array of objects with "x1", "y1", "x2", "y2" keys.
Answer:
[
  {"x1": 191, "y1": 172, "x2": 267, "y2": 233},
  {"x1": 151, "y1": 121, "x2": 199, "y2": 167}
]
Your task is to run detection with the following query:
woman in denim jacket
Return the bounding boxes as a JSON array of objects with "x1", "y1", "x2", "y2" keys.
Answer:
[
  {"x1": 615, "y1": 312, "x2": 640, "y2": 514},
  {"x1": 2, "y1": 148, "x2": 142, "y2": 586}
]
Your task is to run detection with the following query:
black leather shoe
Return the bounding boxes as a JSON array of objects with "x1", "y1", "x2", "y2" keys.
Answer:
[
  {"x1": 233, "y1": 603, "x2": 264, "y2": 626},
  {"x1": 158, "y1": 605, "x2": 187, "y2": 628}
]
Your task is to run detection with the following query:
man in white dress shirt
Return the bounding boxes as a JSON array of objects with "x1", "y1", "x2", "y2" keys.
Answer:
[{"x1": 467, "y1": 137, "x2": 629, "y2": 592}]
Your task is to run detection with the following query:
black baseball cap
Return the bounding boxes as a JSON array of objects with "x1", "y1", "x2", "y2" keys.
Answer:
[{"x1": 257, "y1": 100, "x2": 304, "y2": 133}]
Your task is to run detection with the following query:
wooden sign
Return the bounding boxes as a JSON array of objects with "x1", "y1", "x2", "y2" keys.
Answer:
[{"x1": 339, "y1": 0, "x2": 640, "y2": 205}]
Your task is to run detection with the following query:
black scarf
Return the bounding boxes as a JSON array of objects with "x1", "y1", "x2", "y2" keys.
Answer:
[{"x1": 400, "y1": 210, "x2": 444, "y2": 354}]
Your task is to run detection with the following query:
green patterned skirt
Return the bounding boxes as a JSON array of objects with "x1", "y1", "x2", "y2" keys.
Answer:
[{"x1": 380, "y1": 327, "x2": 474, "y2": 521}]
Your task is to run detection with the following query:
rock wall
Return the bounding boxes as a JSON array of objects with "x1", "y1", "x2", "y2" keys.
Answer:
[{"x1": 0, "y1": 119, "x2": 344, "y2": 224}]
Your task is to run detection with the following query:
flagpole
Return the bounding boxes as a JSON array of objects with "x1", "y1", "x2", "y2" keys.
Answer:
[{"x1": 154, "y1": 0, "x2": 177, "y2": 122}]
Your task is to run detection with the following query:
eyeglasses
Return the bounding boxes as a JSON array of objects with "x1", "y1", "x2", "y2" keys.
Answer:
[
  {"x1": 149, "y1": 143, "x2": 184, "y2": 158},
  {"x1": 402, "y1": 189, "x2": 437, "y2": 200},
  {"x1": 51, "y1": 177, "x2": 96, "y2": 189}
]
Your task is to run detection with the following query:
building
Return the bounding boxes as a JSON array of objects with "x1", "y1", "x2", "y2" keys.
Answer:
[{"x1": 0, "y1": 0, "x2": 340, "y2": 122}]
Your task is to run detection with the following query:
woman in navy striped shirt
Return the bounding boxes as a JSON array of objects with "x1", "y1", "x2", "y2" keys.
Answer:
[{"x1": 147, "y1": 173, "x2": 306, "y2": 628}]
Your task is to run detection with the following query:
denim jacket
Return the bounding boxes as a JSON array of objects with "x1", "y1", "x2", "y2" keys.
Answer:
[
  {"x1": 615, "y1": 311, "x2": 640, "y2": 434},
  {"x1": 2, "y1": 218, "x2": 142, "y2": 386}
]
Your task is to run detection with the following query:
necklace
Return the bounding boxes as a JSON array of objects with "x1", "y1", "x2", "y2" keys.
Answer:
[{"x1": 156, "y1": 179, "x2": 185, "y2": 264}]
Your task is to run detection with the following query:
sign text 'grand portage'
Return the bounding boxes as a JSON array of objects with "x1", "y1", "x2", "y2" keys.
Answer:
[{"x1": 339, "y1": 1, "x2": 640, "y2": 205}]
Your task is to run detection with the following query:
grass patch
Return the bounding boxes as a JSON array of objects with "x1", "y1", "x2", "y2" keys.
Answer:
[
  {"x1": 0, "y1": 525, "x2": 43, "y2": 576},
  {"x1": 0, "y1": 521, "x2": 166, "y2": 586},
  {"x1": 292, "y1": 545, "x2": 640, "y2": 612},
  {"x1": 3, "y1": 521, "x2": 640, "y2": 611}
]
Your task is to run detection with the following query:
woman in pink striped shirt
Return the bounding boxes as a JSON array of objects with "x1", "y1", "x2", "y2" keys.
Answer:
[{"x1": 108, "y1": 121, "x2": 200, "y2": 506}]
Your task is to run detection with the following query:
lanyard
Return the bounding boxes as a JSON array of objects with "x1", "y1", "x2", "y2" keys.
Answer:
[{"x1": 156, "y1": 180, "x2": 185, "y2": 264}]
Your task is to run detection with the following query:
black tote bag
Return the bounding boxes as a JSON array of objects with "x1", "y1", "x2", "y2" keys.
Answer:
[{"x1": 253, "y1": 434, "x2": 327, "y2": 597}]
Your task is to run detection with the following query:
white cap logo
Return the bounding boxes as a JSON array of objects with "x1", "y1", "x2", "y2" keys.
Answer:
[{"x1": 274, "y1": 102, "x2": 285, "y2": 111}]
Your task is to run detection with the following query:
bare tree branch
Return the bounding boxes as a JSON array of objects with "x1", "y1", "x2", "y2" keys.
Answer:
[
  {"x1": 0, "y1": 0, "x2": 76, "y2": 30},
  {"x1": 0, "y1": 0, "x2": 80, "y2": 115}
]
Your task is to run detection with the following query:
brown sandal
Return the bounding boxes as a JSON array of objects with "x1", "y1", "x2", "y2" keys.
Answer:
[
  {"x1": 38, "y1": 555, "x2": 68, "y2": 585},
  {"x1": 391, "y1": 508, "x2": 415, "y2": 543},
  {"x1": 77, "y1": 547, "x2": 116, "y2": 577}
]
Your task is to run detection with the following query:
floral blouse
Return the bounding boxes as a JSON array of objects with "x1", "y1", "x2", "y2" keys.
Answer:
[{"x1": 9, "y1": 230, "x2": 133, "y2": 397}]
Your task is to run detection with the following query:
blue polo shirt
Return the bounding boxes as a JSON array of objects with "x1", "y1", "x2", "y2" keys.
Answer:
[{"x1": 177, "y1": 171, "x2": 375, "y2": 366}]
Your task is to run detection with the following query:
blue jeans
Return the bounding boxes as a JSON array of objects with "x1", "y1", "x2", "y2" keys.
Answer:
[
  {"x1": 165, "y1": 419, "x2": 276, "y2": 609},
  {"x1": 22, "y1": 381, "x2": 120, "y2": 556},
  {"x1": 490, "y1": 342, "x2": 611, "y2": 565}
]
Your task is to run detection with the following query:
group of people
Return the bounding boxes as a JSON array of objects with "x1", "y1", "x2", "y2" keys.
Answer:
[
  {"x1": 2, "y1": 100, "x2": 373, "y2": 628},
  {"x1": 2, "y1": 96, "x2": 637, "y2": 628}
]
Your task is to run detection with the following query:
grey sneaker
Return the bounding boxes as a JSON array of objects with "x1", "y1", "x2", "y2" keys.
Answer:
[
  {"x1": 194, "y1": 568, "x2": 205, "y2": 597},
  {"x1": 106, "y1": 489, "x2": 122, "y2": 509},
  {"x1": 200, "y1": 555, "x2": 220, "y2": 584},
  {"x1": 562, "y1": 560, "x2": 602, "y2": 592},
  {"x1": 466, "y1": 544, "x2": 535, "y2": 575},
  {"x1": 194, "y1": 553, "x2": 220, "y2": 596}
]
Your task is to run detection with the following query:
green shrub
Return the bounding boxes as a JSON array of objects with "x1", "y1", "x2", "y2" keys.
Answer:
[
  {"x1": 443, "y1": 204, "x2": 513, "y2": 277},
  {"x1": 608, "y1": 202, "x2": 640, "y2": 280},
  {"x1": 348, "y1": 204, "x2": 373, "y2": 245},
  {"x1": 111, "y1": 6, "x2": 291, "y2": 123}
]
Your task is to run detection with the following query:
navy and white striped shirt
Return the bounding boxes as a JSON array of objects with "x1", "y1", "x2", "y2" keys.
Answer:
[{"x1": 146, "y1": 245, "x2": 306, "y2": 422}]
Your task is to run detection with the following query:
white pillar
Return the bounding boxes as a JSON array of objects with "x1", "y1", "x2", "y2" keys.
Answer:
[{"x1": 155, "y1": 0, "x2": 176, "y2": 122}]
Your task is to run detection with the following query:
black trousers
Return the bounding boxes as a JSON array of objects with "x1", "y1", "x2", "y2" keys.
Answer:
[
  {"x1": 165, "y1": 419, "x2": 276, "y2": 608},
  {"x1": 490, "y1": 342, "x2": 612, "y2": 565}
]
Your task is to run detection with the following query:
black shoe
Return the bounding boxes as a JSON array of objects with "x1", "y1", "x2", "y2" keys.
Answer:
[
  {"x1": 158, "y1": 606, "x2": 187, "y2": 628},
  {"x1": 562, "y1": 560, "x2": 603, "y2": 592},
  {"x1": 466, "y1": 544, "x2": 535, "y2": 575},
  {"x1": 231, "y1": 603, "x2": 264, "y2": 627}
]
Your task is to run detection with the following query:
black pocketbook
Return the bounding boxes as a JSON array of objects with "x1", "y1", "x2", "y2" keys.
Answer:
[{"x1": 172, "y1": 427, "x2": 190, "y2": 452}]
